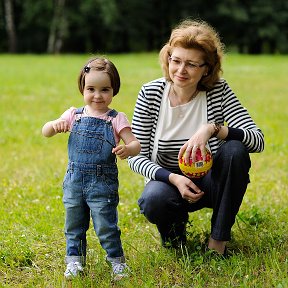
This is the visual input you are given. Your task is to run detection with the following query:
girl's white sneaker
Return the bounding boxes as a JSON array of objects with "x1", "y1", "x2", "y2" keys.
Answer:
[
  {"x1": 111, "y1": 262, "x2": 130, "y2": 281},
  {"x1": 64, "y1": 261, "x2": 83, "y2": 278}
]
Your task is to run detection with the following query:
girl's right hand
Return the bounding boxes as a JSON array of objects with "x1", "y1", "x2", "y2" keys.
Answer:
[
  {"x1": 169, "y1": 173, "x2": 204, "y2": 203},
  {"x1": 52, "y1": 119, "x2": 70, "y2": 133}
]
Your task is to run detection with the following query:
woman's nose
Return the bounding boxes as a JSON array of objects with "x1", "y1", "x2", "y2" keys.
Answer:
[{"x1": 178, "y1": 62, "x2": 187, "y2": 73}]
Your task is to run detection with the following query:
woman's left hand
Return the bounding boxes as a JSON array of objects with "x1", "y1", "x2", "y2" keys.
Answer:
[
  {"x1": 169, "y1": 173, "x2": 204, "y2": 203},
  {"x1": 178, "y1": 124, "x2": 213, "y2": 164}
]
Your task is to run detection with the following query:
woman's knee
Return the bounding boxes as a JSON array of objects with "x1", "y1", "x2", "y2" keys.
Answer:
[
  {"x1": 213, "y1": 140, "x2": 251, "y2": 179},
  {"x1": 220, "y1": 140, "x2": 250, "y2": 163},
  {"x1": 138, "y1": 181, "x2": 177, "y2": 223}
]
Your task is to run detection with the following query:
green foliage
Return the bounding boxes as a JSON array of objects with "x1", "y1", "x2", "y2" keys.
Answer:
[
  {"x1": 214, "y1": 0, "x2": 288, "y2": 53},
  {"x1": 0, "y1": 53, "x2": 287, "y2": 287},
  {"x1": 1, "y1": 0, "x2": 288, "y2": 53}
]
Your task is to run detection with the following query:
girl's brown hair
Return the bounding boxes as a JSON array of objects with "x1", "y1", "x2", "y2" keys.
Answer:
[{"x1": 78, "y1": 57, "x2": 120, "y2": 96}]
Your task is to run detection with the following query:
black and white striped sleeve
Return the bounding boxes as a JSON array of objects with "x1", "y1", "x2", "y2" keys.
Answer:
[
  {"x1": 211, "y1": 79, "x2": 264, "y2": 153},
  {"x1": 128, "y1": 79, "x2": 165, "y2": 180}
]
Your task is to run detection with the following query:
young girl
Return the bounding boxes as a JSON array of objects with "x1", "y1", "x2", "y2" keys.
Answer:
[{"x1": 42, "y1": 57, "x2": 141, "y2": 280}]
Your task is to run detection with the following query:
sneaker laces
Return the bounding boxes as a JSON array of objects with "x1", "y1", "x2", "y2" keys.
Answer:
[
  {"x1": 111, "y1": 262, "x2": 129, "y2": 280},
  {"x1": 64, "y1": 261, "x2": 83, "y2": 278}
]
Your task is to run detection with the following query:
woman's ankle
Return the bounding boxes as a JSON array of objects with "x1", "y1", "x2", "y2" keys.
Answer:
[{"x1": 208, "y1": 237, "x2": 227, "y2": 254}]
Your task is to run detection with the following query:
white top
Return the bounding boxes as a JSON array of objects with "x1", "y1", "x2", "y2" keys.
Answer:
[{"x1": 151, "y1": 82, "x2": 208, "y2": 169}]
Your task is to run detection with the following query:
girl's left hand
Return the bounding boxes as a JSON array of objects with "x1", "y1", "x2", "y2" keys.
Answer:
[
  {"x1": 112, "y1": 145, "x2": 129, "y2": 160},
  {"x1": 178, "y1": 124, "x2": 212, "y2": 164}
]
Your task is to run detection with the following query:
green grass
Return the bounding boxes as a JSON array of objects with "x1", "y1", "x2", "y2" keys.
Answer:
[{"x1": 0, "y1": 53, "x2": 287, "y2": 287}]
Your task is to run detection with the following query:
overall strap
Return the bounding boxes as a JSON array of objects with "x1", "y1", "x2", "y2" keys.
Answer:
[
  {"x1": 107, "y1": 109, "x2": 118, "y2": 118},
  {"x1": 75, "y1": 107, "x2": 84, "y2": 114}
]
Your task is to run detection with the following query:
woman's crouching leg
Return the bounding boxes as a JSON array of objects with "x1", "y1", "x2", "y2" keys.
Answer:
[
  {"x1": 138, "y1": 180, "x2": 188, "y2": 247},
  {"x1": 210, "y1": 140, "x2": 251, "y2": 241}
]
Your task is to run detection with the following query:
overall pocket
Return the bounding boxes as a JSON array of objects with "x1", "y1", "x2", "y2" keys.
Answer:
[{"x1": 74, "y1": 129, "x2": 103, "y2": 154}]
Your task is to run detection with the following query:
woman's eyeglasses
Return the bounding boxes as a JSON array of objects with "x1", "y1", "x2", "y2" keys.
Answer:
[{"x1": 169, "y1": 56, "x2": 206, "y2": 70}]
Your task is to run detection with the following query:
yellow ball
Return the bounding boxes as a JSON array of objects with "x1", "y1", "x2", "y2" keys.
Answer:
[{"x1": 179, "y1": 147, "x2": 213, "y2": 178}]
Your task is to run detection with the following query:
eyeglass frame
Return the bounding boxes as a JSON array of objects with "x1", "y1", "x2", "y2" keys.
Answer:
[{"x1": 168, "y1": 56, "x2": 206, "y2": 70}]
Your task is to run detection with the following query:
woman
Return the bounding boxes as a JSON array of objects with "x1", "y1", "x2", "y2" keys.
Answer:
[{"x1": 128, "y1": 19, "x2": 264, "y2": 255}]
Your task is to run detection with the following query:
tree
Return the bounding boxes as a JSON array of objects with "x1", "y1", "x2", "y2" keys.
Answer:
[
  {"x1": 0, "y1": 0, "x2": 287, "y2": 54},
  {"x1": 3, "y1": 0, "x2": 17, "y2": 52},
  {"x1": 16, "y1": 1, "x2": 53, "y2": 53},
  {"x1": 244, "y1": 0, "x2": 281, "y2": 54},
  {"x1": 47, "y1": 0, "x2": 67, "y2": 54}
]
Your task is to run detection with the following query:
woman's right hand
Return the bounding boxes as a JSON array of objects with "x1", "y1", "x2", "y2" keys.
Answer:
[
  {"x1": 178, "y1": 123, "x2": 213, "y2": 164},
  {"x1": 169, "y1": 173, "x2": 204, "y2": 203}
]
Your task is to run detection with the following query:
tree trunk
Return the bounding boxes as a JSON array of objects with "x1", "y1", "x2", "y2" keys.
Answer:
[
  {"x1": 4, "y1": 0, "x2": 17, "y2": 53},
  {"x1": 47, "y1": 0, "x2": 66, "y2": 54}
]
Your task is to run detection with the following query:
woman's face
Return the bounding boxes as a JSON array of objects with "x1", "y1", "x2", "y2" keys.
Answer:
[{"x1": 168, "y1": 47, "x2": 208, "y2": 89}]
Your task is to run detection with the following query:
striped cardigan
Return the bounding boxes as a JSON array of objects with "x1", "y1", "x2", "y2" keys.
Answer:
[{"x1": 128, "y1": 77, "x2": 264, "y2": 181}]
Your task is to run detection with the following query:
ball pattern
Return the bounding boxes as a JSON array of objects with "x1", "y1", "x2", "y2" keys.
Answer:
[{"x1": 179, "y1": 147, "x2": 213, "y2": 178}]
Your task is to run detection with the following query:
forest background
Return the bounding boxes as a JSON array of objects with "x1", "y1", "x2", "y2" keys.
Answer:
[{"x1": 1, "y1": 0, "x2": 288, "y2": 55}]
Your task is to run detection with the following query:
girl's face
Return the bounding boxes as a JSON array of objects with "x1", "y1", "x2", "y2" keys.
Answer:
[
  {"x1": 83, "y1": 70, "x2": 113, "y2": 113},
  {"x1": 168, "y1": 47, "x2": 208, "y2": 89}
]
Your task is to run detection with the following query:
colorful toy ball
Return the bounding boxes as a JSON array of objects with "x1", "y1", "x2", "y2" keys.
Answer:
[{"x1": 179, "y1": 147, "x2": 213, "y2": 178}]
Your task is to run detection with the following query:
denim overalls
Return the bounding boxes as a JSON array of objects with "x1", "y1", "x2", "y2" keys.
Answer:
[{"x1": 63, "y1": 108, "x2": 124, "y2": 265}]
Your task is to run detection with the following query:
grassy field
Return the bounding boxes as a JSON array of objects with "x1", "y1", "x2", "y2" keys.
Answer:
[{"x1": 0, "y1": 53, "x2": 287, "y2": 287}]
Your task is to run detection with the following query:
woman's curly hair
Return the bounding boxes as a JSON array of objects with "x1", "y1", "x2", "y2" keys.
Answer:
[{"x1": 159, "y1": 19, "x2": 225, "y2": 91}]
